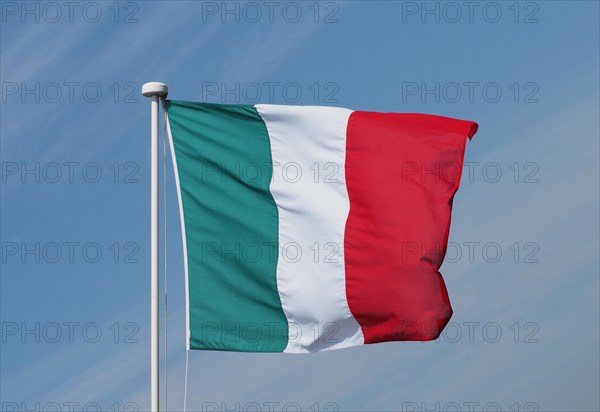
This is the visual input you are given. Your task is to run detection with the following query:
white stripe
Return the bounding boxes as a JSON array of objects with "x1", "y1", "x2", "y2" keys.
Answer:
[
  {"x1": 165, "y1": 110, "x2": 191, "y2": 351},
  {"x1": 255, "y1": 104, "x2": 364, "y2": 353}
]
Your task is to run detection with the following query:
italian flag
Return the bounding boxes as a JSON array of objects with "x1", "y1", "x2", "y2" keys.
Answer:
[{"x1": 166, "y1": 100, "x2": 477, "y2": 353}]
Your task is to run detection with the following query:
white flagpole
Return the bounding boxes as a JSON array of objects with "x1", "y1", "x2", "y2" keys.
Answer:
[{"x1": 142, "y1": 82, "x2": 168, "y2": 412}]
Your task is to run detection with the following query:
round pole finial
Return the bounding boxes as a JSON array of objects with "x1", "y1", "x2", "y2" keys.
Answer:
[{"x1": 142, "y1": 82, "x2": 168, "y2": 98}]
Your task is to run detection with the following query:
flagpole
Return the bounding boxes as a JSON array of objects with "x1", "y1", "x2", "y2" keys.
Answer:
[{"x1": 142, "y1": 81, "x2": 168, "y2": 412}]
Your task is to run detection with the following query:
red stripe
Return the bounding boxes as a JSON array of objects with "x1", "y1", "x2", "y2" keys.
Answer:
[{"x1": 344, "y1": 112, "x2": 477, "y2": 344}]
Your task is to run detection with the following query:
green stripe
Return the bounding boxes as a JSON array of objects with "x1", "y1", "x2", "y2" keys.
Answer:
[{"x1": 167, "y1": 100, "x2": 288, "y2": 352}]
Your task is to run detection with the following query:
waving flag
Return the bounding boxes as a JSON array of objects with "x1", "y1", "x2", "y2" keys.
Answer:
[{"x1": 166, "y1": 100, "x2": 477, "y2": 353}]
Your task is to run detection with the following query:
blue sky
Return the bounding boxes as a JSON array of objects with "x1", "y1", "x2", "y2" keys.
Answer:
[{"x1": 1, "y1": 1, "x2": 598, "y2": 411}]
